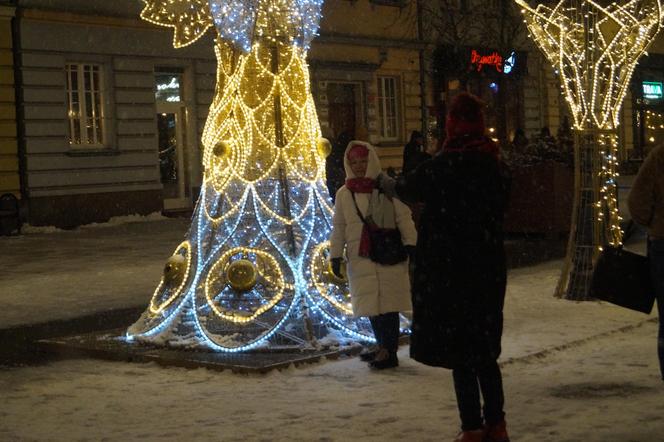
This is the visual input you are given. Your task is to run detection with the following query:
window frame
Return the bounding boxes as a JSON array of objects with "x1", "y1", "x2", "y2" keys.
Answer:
[
  {"x1": 376, "y1": 75, "x2": 401, "y2": 142},
  {"x1": 66, "y1": 62, "x2": 107, "y2": 149}
]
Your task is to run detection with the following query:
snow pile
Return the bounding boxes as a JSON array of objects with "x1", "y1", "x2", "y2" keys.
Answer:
[
  {"x1": 82, "y1": 212, "x2": 168, "y2": 229},
  {"x1": 21, "y1": 212, "x2": 168, "y2": 235},
  {"x1": 19, "y1": 224, "x2": 63, "y2": 234}
]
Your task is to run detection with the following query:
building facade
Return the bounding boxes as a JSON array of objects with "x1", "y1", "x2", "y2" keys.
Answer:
[
  {"x1": 0, "y1": 1, "x2": 19, "y2": 199},
  {"x1": 15, "y1": 0, "x2": 216, "y2": 227},
  {"x1": 16, "y1": 0, "x2": 660, "y2": 227},
  {"x1": 427, "y1": 0, "x2": 664, "y2": 165},
  {"x1": 432, "y1": 45, "x2": 534, "y2": 141},
  {"x1": 426, "y1": 1, "x2": 558, "y2": 147},
  {"x1": 630, "y1": 49, "x2": 664, "y2": 160},
  {"x1": 14, "y1": 0, "x2": 429, "y2": 227},
  {"x1": 312, "y1": 0, "x2": 429, "y2": 170}
]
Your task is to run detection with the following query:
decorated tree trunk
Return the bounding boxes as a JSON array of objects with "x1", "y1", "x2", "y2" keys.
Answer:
[
  {"x1": 515, "y1": 0, "x2": 664, "y2": 299},
  {"x1": 128, "y1": 0, "x2": 375, "y2": 351}
]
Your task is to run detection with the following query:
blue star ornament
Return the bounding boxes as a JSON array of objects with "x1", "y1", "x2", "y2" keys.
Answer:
[{"x1": 207, "y1": 0, "x2": 324, "y2": 52}]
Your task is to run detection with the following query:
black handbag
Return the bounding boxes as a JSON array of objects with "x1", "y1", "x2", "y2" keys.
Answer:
[
  {"x1": 590, "y1": 246, "x2": 655, "y2": 314},
  {"x1": 351, "y1": 192, "x2": 408, "y2": 266}
]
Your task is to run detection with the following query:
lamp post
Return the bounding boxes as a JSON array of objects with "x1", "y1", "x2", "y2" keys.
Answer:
[{"x1": 514, "y1": 0, "x2": 664, "y2": 299}]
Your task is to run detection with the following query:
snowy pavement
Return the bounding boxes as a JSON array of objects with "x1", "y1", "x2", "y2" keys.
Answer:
[
  {"x1": 1, "y1": 216, "x2": 662, "y2": 441},
  {"x1": 1, "y1": 216, "x2": 189, "y2": 329},
  {"x1": 1, "y1": 216, "x2": 656, "y2": 362},
  {"x1": 0, "y1": 320, "x2": 661, "y2": 441}
]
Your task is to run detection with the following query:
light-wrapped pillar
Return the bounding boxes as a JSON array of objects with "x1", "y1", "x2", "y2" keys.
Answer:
[{"x1": 515, "y1": 0, "x2": 664, "y2": 299}]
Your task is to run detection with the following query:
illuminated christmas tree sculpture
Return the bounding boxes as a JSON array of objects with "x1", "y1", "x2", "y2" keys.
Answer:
[
  {"x1": 127, "y1": 0, "x2": 375, "y2": 351},
  {"x1": 515, "y1": 0, "x2": 664, "y2": 299}
]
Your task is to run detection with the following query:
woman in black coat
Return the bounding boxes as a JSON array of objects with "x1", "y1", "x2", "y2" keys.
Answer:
[{"x1": 381, "y1": 93, "x2": 510, "y2": 442}]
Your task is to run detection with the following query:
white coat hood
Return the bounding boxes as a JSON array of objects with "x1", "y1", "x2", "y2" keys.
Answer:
[
  {"x1": 343, "y1": 140, "x2": 383, "y2": 180},
  {"x1": 330, "y1": 140, "x2": 417, "y2": 318}
]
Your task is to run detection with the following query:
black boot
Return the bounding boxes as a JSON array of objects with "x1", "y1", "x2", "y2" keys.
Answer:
[
  {"x1": 359, "y1": 346, "x2": 379, "y2": 362},
  {"x1": 369, "y1": 349, "x2": 398, "y2": 369}
]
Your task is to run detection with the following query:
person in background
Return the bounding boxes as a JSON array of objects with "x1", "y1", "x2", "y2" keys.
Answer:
[
  {"x1": 405, "y1": 128, "x2": 442, "y2": 229},
  {"x1": 355, "y1": 126, "x2": 369, "y2": 143},
  {"x1": 538, "y1": 126, "x2": 554, "y2": 143},
  {"x1": 379, "y1": 93, "x2": 510, "y2": 442},
  {"x1": 425, "y1": 127, "x2": 443, "y2": 157},
  {"x1": 326, "y1": 131, "x2": 352, "y2": 202},
  {"x1": 503, "y1": 128, "x2": 529, "y2": 166},
  {"x1": 511, "y1": 128, "x2": 528, "y2": 153},
  {"x1": 533, "y1": 126, "x2": 557, "y2": 160},
  {"x1": 329, "y1": 141, "x2": 417, "y2": 370},
  {"x1": 402, "y1": 130, "x2": 426, "y2": 176},
  {"x1": 557, "y1": 117, "x2": 575, "y2": 166},
  {"x1": 628, "y1": 143, "x2": 664, "y2": 382}
]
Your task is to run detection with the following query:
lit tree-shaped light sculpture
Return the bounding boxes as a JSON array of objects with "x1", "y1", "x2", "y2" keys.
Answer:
[
  {"x1": 127, "y1": 0, "x2": 376, "y2": 351},
  {"x1": 515, "y1": 0, "x2": 664, "y2": 299}
]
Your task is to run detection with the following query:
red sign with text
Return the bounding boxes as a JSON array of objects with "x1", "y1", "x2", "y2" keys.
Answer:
[{"x1": 470, "y1": 50, "x2": 504, "y2": 73}]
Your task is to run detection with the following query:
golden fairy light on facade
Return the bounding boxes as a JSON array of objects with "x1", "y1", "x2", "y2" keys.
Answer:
[{"x1": 515, "y1": 0, "x2": 664, "y2": 299}]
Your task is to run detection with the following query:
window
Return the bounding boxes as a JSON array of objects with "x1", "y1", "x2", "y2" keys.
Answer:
[
  {"x1": 377, "y1": 76, "x2": 400, "y2": 141},
  {"x1": 155, "y1": 68, "x2": 184, "y2": 103},
  {"x1": 66, "y1": 63, "x2": 105, "y2": 146}
]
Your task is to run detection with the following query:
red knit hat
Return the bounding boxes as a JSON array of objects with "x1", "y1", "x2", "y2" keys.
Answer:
[
  {"x1": 446, "y1": 93, "x2": 486, "y2": 138},
  {"x1": 347, "y1": 143, "x2": 369, "y2": 161}
]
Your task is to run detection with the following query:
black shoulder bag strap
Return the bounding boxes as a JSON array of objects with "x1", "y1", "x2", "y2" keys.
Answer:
[{"x1": 350, "y1": 192, "x2": 370, "y2": 227}]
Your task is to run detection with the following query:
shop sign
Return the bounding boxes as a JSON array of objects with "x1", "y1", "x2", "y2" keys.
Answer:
[
  {"x1": 470, "y1": 50, "x2": 517, "y2": 74},
  {"x1": 503, "y1": 52, "x2": 517, "y2": 74},
  {"x1": 643, "y1": 81, "x2": 663, "y2": 100}
]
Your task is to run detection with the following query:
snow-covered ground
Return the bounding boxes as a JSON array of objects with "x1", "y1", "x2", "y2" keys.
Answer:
[
  {"x1": 1, "y1": 217, "x2": 189, "y2": 329},
  {"x1": 0, "y1": 216, "x2": 654, "y2": 358},
  {"x1": 0, "y1": 321, "x2": 661, "y2": 442},
  {"x1": 1, "y1": 216, "x2": 661, "y2": 441}
]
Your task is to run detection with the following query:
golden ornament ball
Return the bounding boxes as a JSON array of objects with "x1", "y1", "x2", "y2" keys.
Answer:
[
  {"x1": 213, "y1": 140, "x2": 230, "y2": 158},
  {"x1": 163, "y1": 254, "x2": 186, "y2": 285},
  {"x1": 317, "y1": 138, "x2": 332, "y2": 158},
  {"x1": 227, "y1": 259, "x2": 258, "y2": 292}
]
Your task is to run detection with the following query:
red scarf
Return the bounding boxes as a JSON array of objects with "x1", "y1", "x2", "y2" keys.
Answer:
[
  {"x1": 345, "y1": 177, "x2": 375, "y2": 193},
  {"x1": 346, "y1": 178, "x2": 375, "y2": 258}
]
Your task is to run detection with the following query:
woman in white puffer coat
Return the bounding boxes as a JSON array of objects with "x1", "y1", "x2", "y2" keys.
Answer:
[{"x1": 329, "y1": 141, "x2": 417, "y2": 369}]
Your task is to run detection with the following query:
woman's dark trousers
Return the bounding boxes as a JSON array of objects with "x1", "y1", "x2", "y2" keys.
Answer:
[
  {"x1": 649, "y1": 238, "x2": 664, "y2": 380},
  {"x1": 452, "y1": 361, "x2": 506, "y2": 431},
  {"x1": 369, "y1": 312, "x2": 399, "y2": 353}
]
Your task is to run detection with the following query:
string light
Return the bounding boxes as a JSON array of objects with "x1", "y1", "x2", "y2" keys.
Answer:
[
  {"x1": 596, "y1": 132, "x2": 623, "y2": 247},
  {"x1": 645, "y1": 109, "x2": 664, "y2": 132},
  {"x1": 517, "y1": 0, "x2": 664, "y2": 299},
  {"x1": 201, "y1": 39, "x2": 325, "y2": 192},
  {"x1": 309, "y1": 242, "x2": 354, "y2": 316},
  {"x1": 204, "y1": 247, "x2": 288, "y2": 324},
  {"x1": 516, "y1": 0, "x2": 663, "y2": 251},
  {"x1": 140, "y1": 0, "x2": 213, "y2": 48},
  {"x1": 149, "y1": 241, "x2": 192, "y2": 314},
  {"x1": 127, "y1": 0, "x2": 375, "y2": 351},
  {"x1": 208, "y1": 0, "x2": 324, "y2": 53}
]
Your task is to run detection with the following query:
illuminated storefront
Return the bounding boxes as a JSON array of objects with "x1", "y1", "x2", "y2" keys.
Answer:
[
  {"x1": 433, "y1": 46, "x2": 527, "y2": 143},
  {"x1": 632, "y1": 54, "x2": 664, "y2": 158}
]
